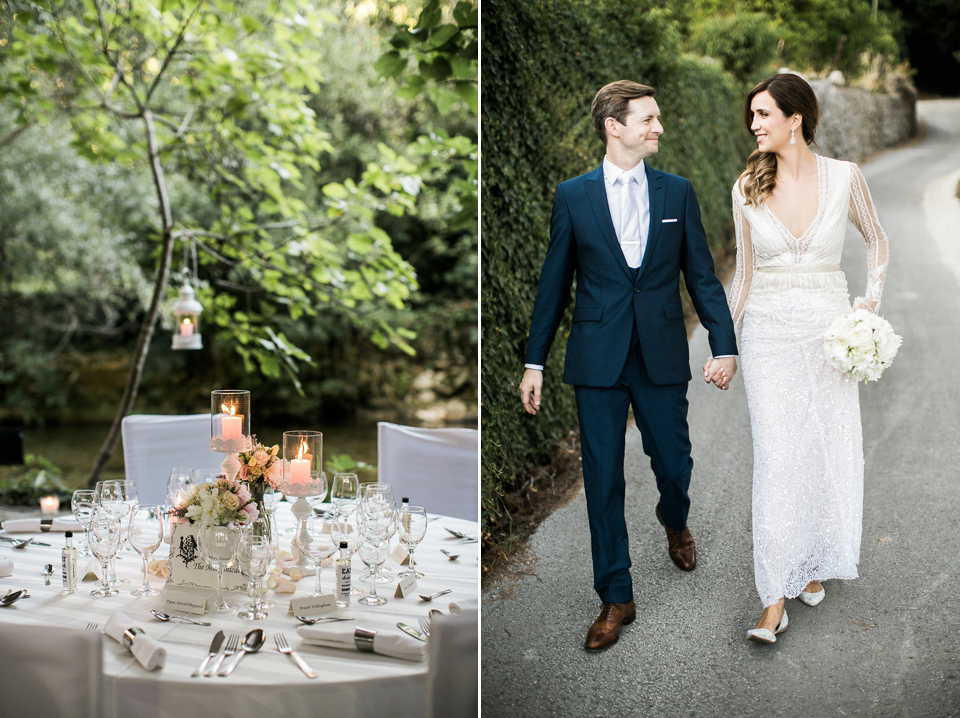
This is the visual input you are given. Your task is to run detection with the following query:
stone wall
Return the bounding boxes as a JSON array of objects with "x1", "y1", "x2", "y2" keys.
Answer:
[{"x1": 809, "y1": 75, "x2": 917, "y2": 163}]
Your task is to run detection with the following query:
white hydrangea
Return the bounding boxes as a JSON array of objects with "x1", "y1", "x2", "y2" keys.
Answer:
[{"x1": 823, "y1": 304, "x2": 901, "y2": 383}]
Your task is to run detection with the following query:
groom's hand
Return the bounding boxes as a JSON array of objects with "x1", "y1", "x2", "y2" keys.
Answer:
[
  {"x1": 703, "y1": 357, "x2": 738, "y2": 390},
  {"x1": 520, "y1": 369, "x2": 543, "y2": 415}
]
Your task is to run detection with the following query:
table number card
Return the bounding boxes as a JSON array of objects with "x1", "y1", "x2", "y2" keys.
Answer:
[
  {"x1": 390, "y1": 544, "x2": 410, "y2": 565},
  {"x1": 166, "y1": 523, "x2": 246, "y2": 591},
  {"x1": 288, "y1": 594, "x2": 337, "y2": 616},
  {"x1": 394, "y1": 574, "x2": 417, "y2": 598}
]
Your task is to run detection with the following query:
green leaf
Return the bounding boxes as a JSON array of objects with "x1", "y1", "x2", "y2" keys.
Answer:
[{"x1": 374, "y1": 50, "x2": 407, "y2": 79}]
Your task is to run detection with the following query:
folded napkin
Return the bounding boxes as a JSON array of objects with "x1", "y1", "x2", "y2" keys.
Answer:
[
  {"x1": 449, "y1": 597, "x2": 477, "y2": 615},
  {"x1": 0, "y1": 558, "x2": 12, "y2": 578},
  {"x1": 104, "y1": 611, "x2": 167, "y2": 671},
  {"x1": 297, "y1": 623, "x2": 426, "y2": 662},
  {"x1": 1, "y1": 517, "x2": 81, "y2": 533}
]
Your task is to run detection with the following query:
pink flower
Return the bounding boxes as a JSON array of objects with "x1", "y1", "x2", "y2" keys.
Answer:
[
  {"x1": 254, "y1": 449, "x2": 270, "y2": 466},
  {"x1": 242, "y1": 502, "x2": 259, "y2": 521},
  {"x1": 238, "y1": 465, "x2": 248, "y2": 480},
  {"x1": 266, "y1": 462, "x2": 283, "y2": 487}
]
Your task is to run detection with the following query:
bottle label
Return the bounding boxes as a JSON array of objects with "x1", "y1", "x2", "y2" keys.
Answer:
[
  {"x1": 336, "y1": 563, "x2": 351, "y2": 603},
  {"x1": 61, "y1": 548, "x2": 77, "y2": 592}
]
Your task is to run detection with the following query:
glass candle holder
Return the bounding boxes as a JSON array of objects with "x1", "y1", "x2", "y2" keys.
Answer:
[
  {"x1": 282, "y1": 431, "x2": 323, "y2": 488},
  {"x1": 210, "y1": 390, "x2": 252, "y2": 453}
]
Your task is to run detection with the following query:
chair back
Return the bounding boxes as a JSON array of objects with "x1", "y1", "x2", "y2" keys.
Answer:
[
  {"x1": 0, "y1": 622, "x2": 103, "y2": 718},
  {"x1": 121, "y1": 413, "x2": 223, "y2": 506},
  {"x1": 377, "y1": 422, "x2": 478, "y2": 521},
  {"x1": 427, "y1": 609, "x2": 479, "y2": 718}
]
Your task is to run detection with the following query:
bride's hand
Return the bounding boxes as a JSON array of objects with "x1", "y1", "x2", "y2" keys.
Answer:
[{"x1": 703, "y1": 358, "x2": 725, "y2": 386}]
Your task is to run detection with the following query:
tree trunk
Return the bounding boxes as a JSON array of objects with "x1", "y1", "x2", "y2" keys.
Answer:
[{"x1": 86, "y1": 109, "x2": 176, "y2": 487}]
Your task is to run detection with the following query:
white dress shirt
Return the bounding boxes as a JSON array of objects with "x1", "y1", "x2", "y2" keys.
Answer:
[{"x1": 602, "y1": 156, "x2": 649, "y2": 268}]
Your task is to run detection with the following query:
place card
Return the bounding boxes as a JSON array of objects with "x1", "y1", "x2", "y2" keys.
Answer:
[
  {"x1": 288, "y1": 594, "x2": 337, "y2": 616},
  {"x1": 80, "y1": 558, "x2": 102, "y2": 583},
  {"x1": 391, "y1": 544, "x2": 410, "y2": 565},
  {"x1": 162, "y1": 586, "x2": 212, "y2": 615},
  {"x1": 394, "y1": 574, "x2": 418, "y2": 598}
]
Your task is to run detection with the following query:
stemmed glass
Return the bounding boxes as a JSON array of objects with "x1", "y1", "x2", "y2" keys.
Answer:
[
  {"x1": 331, "y1": 472, "x2": 359, "y2": 520},
  {"x1": 357, "y1": 501, "x2": 396, "y2": 606},
  {"x1": 294, "y1": 515, "x2": 337, "y2": 596},
  {"x1": 197, "y1": 525, "x2": 240, "y2": 613},
  {"x1": 398, "y1": 506, "x2": 427, "y2": 579},
  {"x1": 88, "y1": 511, "x2": 122, "y2": 598},
  {"x1": 166, "y1": 468, "x2": 194, "y2": 506},
  {"x1": 96, "y1": 480, "x2": 136, "y2": 586},
  {"x1": 243, "y1": 517, "x2": 279, "y2": 610},
  {"x1": 356, "y1": 538, "x2": 387, "y2": 606},
  {"x1": 237, "y1": 530, "x2": 271, "y2": 620},
  {"x1": 71, "y1": 489, "x2": 97, "y2": 557},
  {"x1": 128, "y1": 506, "x2": 164, "y2": 597},
  {"x1": 193, "y1": 469, "x2": 219, "y2": 484}
]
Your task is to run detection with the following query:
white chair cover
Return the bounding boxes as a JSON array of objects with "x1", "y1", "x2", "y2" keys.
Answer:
[
  {"x1": 0, "y1": 622, "x2": 103, "y2": 718},
  {"x1": 377, "y1": 422, "x2": 478, "y2": 521},
  {"x1": 427, "y1": 609, "x2": 479, "y2": 718},
  {"x1": 121, "y1": 414, "x2": 223, "y2": 507}
]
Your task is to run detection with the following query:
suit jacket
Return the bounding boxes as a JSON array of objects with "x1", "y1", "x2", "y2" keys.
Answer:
[{"x1": 525, "y1": 164, "x2": 737, "y2": 387}]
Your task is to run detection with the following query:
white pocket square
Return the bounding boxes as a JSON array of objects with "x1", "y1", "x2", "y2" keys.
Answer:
[{"x1": 662, "y1": 218, "x2": 678, "y2": 223}]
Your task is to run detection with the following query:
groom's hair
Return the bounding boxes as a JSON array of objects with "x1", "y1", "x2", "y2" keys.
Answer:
[{"x1": 591, "y1": 81, "x2": 656, "y2": 144}]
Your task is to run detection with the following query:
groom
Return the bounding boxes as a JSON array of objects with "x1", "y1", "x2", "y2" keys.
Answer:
[{"x1": 519, "y1": 80, "x2": 738, "y2": 651}]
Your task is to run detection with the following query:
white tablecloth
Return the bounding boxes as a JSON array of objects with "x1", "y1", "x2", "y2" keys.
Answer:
[{"x1": 0, "y1": 504, "x2": 478, "y2": 718}]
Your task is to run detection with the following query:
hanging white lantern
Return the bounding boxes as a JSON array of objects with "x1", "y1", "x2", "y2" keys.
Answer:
[{"x1": 171, "y1": 281, "x2": 203, "y2": 350}]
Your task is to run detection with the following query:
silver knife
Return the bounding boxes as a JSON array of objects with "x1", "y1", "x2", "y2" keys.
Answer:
[
  {"x1": 192, "y1": 630, "x2": 225, "y2": 677},
  {"x1": 396, "y1": 622, "x2": 427, "y2": 642},
  {"x1": 0, "y1": 536, "x2": 50, "y2": 546}
]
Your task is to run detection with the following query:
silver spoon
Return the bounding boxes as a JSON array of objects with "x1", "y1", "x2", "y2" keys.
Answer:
[
  {"x1": 42, "y1": 564, "x2": 54, "y2": 585},
  {"x1": 295, "y1": 615, "x2": 354, "y2": 625},
  {"x1": 150, "y1": 609, "x2": 211, "y2": 626},
  {"x1": 12, "y1": 537, "x2": 34, "y2": 550},
  {"x1": 418, "y1": 588, "x2": 453, "y2": 602},
  {"x1": 440, "y1": 549, "x2": 460, "y2": 561},
  {"x1": 429, "y1": 609, "x2": 443, "y2": 622},
  {"x1": 0, "y1": 589, "x2": 26, "y2": 606},
  {"x1": 219, "y1": 628, "x2": 265, "y2": 676}
]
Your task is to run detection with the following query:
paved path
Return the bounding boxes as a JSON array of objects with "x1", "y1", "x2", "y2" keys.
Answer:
[{"x1": 481, "y1": 99, "x2": 960, "y2": 718}]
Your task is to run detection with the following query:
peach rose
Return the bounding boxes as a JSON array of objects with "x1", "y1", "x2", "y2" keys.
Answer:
[
  {"x1": 254, "y1": 449, "x2": 270, "y2": 466},
  {"x1": 221, "y1": 492, "x2": 242, "y2": 511}
]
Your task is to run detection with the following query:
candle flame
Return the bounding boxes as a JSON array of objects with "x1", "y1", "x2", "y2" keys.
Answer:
[
  {"x1": 182, "y1": 317, "x2": 192, "y2": 326},
  {"x1": 221, "y1": 403, "x2": 236, "y2": 417},
  {"x1": 297, "y1": 440, "x2": 308, "y2": 461}
]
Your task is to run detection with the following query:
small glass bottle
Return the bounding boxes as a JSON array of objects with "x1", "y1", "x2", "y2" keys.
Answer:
[
  {"x1": 61, "y1": 531, "x2": 77, "y2": 594},
  {"x1": 335, "y1": 540, "x2": 351, "y2": 607},
  {"x1": 400, "y1": 496, "x2": 409, "y2": 511}
]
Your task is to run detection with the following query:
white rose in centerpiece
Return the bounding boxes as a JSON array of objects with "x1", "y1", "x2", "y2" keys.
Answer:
[
  {"x1": 254, "y1": 449, "x2": 270, "y2": 466},
  {"x1": 221, "y1": 492, "x2": 242, "y2": 511}
]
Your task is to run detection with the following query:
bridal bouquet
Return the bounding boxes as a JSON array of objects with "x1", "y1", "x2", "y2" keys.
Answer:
[
  {"x1": 823, "y1": 303, "x2": 902, "y2": 383},
  {"x1": 170, "y1": 475, "x2": 259, "y2": 527}
]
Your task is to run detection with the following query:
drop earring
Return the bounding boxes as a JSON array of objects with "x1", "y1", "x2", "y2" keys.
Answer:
[{"x1": 790, "y1": 127, "x2": 796, "y2": 145}]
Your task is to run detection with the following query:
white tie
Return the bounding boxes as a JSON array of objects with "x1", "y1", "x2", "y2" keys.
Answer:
[{"x1": 619, "y1": 174, "x2": 642, "y2": 268}]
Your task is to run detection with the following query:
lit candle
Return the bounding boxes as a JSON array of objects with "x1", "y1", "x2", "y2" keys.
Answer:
[
  {"x1": 221, "y1": 403, "x2": 243, "y2": 442},
  {"x1": 179, "y1": 317, "x2": 194, "y2": 336},
  {"x1": 289, "y1": 441, "x2": 312, "y2": 485},
  {"x1": 40, "y1": 495, "x2": 60, "y2": 515}
]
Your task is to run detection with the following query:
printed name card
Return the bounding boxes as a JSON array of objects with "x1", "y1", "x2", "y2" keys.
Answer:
[
  {"x1": 80, "y1": 559, "x2": 102, "y2": 583},
  {"x1": 391, "y1": 544, "x2": 410, "y2": 565},
  {"x1": 288, "y1": 594, "x2": 337, "y2": 616},
  {"x1": 167, "y1": 523, "x2": 246, "y2": 591},
  {"x1": 162, "y1": 586, "x2": 212, "y2": 615},
  {"x1": 394, "y1": 574, "x2": 418, "y2": 598}
]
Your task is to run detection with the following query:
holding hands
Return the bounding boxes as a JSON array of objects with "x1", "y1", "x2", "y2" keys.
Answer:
[{"x1": 703, "y1": 356, "x2": 738, "y2": 390}]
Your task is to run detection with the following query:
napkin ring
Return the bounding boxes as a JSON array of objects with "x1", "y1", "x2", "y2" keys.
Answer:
[
  {"x1": 354, "y1": 627, "x2": 376, "y2": 652},
  {"x1": 122, "y1": 626, "x2": 145, "y2": 650}
]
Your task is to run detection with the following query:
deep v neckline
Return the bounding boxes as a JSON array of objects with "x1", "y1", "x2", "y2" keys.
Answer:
[{"x1": 763, "y1": 154, "x2": 825, "y2": 245}]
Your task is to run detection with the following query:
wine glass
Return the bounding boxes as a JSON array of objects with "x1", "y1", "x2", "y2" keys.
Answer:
[
  {"x1": 166, "y1": 468, "x2": 194, "y2": 505},
  {"x1": 357, "y1": 538, "x2": 387, "y2": 606},
  {"x1": 398, "y1": 506, "x2": 427, "y2": 579},
  {"x1": 128, "y1": 506, "x2": 164, "y2": 597},
  {"x1": 197, "y1": 524, "x2": 240, "y2": 613},
  {"x1": 331, "y1": 518, "x2": 364, "y2": 595},
  {"x1": 294, "y1": 515, "x2": 337, "y2": 596},
  {"x1": 331, "y1": 472, "x2": 359, "y2": 520},
  {"x1": 88, "y1": 511, "x2": 122, "y2": 598},
  {"x1": 96, "y1": 481, "x2": 133, "y2": 586},
  {"x1": 242, "y1": 517, "x2": 278, "y2": 610},
  {"x1": 71, "y1": 489, "x2": 97, "y2": 557},
  {"x1": 193, "y1": 469, "x2": 220, "y2": 484},
  {"x1": 237, "y1": 530, "x2": 271, "y2": 620}
]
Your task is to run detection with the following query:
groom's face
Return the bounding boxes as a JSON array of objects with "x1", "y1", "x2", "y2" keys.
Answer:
[{"x1": 612, "y1": 96, "x2": 663, "y2": 159}]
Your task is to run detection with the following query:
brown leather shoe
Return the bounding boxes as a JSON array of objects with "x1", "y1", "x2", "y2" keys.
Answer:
[
  {"x1": 584, "y1": 600, "x2": 636, "y2": 651},
  {"x1": 656, "y1": 503, "x2": 696, "y2": 571}
]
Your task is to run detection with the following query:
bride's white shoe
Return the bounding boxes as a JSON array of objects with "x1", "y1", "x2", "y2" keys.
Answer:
[
  {"x1": 799, "y1": 586, "x2": 825, "y2": 606},
  {"x1": 746, "y1": 609, "x2": 788, "y2": 644}
]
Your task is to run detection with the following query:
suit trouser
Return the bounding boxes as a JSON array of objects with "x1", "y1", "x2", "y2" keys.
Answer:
[{"x1": 574, "y1": 334, "x2": 693, "y2": 604}]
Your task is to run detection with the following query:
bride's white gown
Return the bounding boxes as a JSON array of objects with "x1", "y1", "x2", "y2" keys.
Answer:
[{"x1": 727, "y1": 155, "x2": 889, "y2": 606}]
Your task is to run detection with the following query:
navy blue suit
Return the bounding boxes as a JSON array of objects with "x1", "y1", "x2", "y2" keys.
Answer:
[{"x1": 525, "y1": 163, "x2": 737, "y2": 603}]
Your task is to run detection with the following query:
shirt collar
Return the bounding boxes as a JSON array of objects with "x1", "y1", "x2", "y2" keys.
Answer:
[{"x1": 603, "y1": 157, "x2": 646, "y2": 186}]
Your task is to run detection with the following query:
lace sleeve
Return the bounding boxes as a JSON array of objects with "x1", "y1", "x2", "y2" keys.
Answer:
[
  {"x1": 727, "y1": 182, "x2": 754, "y2": 334},
  {"x1": 848, "y1": 164, "x2": 889, "y2": 313}
]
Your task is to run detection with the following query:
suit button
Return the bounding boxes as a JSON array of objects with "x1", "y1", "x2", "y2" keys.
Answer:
[{"x1": 633, "y1": 288, "x2": 640, "y2": 293}]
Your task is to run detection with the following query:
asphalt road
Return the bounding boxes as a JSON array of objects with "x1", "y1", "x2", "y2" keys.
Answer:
[{"x1": 481, "y1": 99, "x2": 960, "y2": 718}]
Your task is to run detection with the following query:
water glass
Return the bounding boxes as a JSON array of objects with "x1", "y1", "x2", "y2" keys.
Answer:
[
  {"x1": 89, "y1": 512, "x2": 122, "y2": 598},
  {"x1": 294, "y1": 515, "x2": 337, "y2": 596},
  {"x1": 357, "y1": 539, "x2": 387, "y2": 606},
  {"x1": 398, "y1": 506, "x2": 427, "y2": 579},
  {"x1": 331, "y1": 472, "x2": 360, "y2": 519},
  {"x1": 197, "y1": 525, "x2": 240, "y2": 613},
  {"x1": 71, "y1": 489, "x2": 97, "y2": 557},
  {"x1": 166, "y1": 468, "x2": 194, "y2": 505},
  {"x1": 237, "y1": 532, "x2": 271, "y2": 620}
]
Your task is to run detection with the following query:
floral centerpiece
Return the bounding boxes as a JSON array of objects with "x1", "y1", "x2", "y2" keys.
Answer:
[
  {"x1": 170, "y1": 475, "x2": 258, "y2": 527},
  {"x1": 823, "y1": 303, "x2": 902, "y2": 383},
  {"x1": 220, "y1": 439, "x2": 281, "y2": 536}
]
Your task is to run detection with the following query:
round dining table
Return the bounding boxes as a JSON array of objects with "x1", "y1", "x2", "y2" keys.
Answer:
[{"x1": 0, "y1": 504, "x2": 478, "y2": 718}]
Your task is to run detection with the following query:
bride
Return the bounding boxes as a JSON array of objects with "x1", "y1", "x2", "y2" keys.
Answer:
[{"x1": 709, "y1": 72, "x2": 890, "y2": 643}]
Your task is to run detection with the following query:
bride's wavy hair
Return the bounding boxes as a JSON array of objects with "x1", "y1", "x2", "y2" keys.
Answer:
[{"x1": 740, "y1": 73, "x2": 820, "y2": 207}]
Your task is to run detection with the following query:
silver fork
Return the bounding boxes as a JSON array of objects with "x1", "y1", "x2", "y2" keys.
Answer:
[
  {"x1": 417, "y1": 617, "x2": 431, "y2": 638},
  {"x1": 274, "y1": 633, "x2": 316, "y2": 679},
  {"x1": 85, "y1": 622, "x2": 99, "y2": 631},
  {"x1": 206, "y1": 634, "x2": 238, "y2": 677}
]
